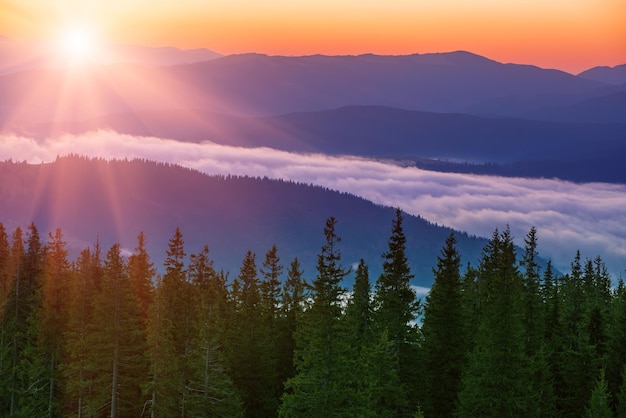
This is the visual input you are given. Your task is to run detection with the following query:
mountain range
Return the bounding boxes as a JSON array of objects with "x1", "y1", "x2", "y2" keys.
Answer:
[
  {"x1": 0, "y1": 35, "x2": 221, "y2": 75},
  {"x1": 2, "y1": 51, "x2": 623, "y2": 122},
  {"x1": 1, "y1": 44, "x2": 624, "y2": 185},
  {"x1": 0, "y1": 40, "x2": 623, "y2": 279}
]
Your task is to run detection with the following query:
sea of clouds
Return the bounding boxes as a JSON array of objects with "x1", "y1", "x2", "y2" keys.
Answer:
[{"x1": 1, "y1": 130, "x2": 625, "y2": 278}]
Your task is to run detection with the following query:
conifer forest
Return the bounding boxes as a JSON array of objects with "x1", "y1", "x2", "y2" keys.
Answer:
[{"x1": 1, "y1": 210, "x2": 625, "y2": 417}]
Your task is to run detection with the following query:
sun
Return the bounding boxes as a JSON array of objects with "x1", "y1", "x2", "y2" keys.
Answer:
[{"x1": 57, "y1": 26, "x2": 100, "y2": 66}]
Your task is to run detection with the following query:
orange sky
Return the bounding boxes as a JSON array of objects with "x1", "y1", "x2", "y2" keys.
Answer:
[{"x1": 1, "y1": 0, "x2": 625, "y2": 73}]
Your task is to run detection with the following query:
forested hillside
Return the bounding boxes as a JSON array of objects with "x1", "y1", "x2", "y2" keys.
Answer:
[
  {"x1": 0, "y1": 213, "x2": 623, "y2": 417},
  {"x1": 0, "y1": 156, "x2": 487, "y2": 283}
]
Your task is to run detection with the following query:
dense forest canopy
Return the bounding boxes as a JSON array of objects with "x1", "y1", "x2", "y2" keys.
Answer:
[{"x1": 0, "y1": 214, "x2": 624, "y2": 417}]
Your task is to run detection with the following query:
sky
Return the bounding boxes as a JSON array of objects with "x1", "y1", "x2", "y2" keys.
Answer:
[
  {"x1": 1, "y1": 0, "x2": 625, "y2": 73},
  {"x1": 2, "y1": 130, "x2": 625, "y2": 279}
]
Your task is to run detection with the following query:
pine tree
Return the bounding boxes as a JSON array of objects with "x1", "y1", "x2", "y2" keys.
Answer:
[
  {"x1": 31, "y1": 228, "x2": 71, "y2": 417},
  {"x1": 147, "y1": 227, "x2": 188, "y2": 417},
  {"x1": 584, "y1": 369, "x2": 612, "y2": 418},
  {"x1": 226, "y1": 250, "x2": 272, "y2": 417},
  {"x1": 345, "y1": 259, "x2": 403, "y2": 417},
  {"x1": 276, "y1": 258, "x2": 308, "y2": 388},
  {"x1": 345, "y1": 259, "x2": 371, "y2": 350},
  {"x1": 4, "y1": 224, "x2": 47, "y2": 416},
  {"x1": 372, "y1": 208, "x2": 420, "y2": 415},
  {"x1": 421, "y1": 233, "x2": 464, "y2": 418},
  {"x1": 556, "y1": 251, "x2": 595, "y2": 416},
  {"x1": 280, "y1": 217, "x2": 354, "y2": 417},
  {"x1": 0, "y1": 222, "x2": 11, "y2": 318},
  {"x1": 185, "y1": 245, "x2": 244, "y2": 417},
  {"x1": 519, "y1": 227, "x2": 556, "y2": 417},
  {"x1": 457, "y1": 227, "x2": 531, "y2": 417},
  {"x1": 128, "y1": 231, "x2": 155, "y2": 326},
  {"x1": 259, "y1": 245, "x2": 284, "y2": 414},
  {"x1": 84, "y1": 243, "x2": 149, "y2": 417},
  {"x1": 521, "y1": 227, "x2": 543, "y2": 355},
  {"x1": 62, "y1": 246, "x2": 102, "y2": 417},
  {"x1": 609, "y1": 278, "x2": 626, "y2": 412},
  {"x1": 0, "y1": 222, "x2": 13, "y2": 412}
]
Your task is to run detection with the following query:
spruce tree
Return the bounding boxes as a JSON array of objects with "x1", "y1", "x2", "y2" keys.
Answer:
[
  {"x1": 457, "y1": 227, "x2": 530, "y2": 417},
  {"x1": 89, "y1": 243, "x2": 149, "y2": 417},
  {"x1": 556, "y1": 251, "x2": 595, "y2": 416},
  {"x1": 259, "y1": 245, "x2": 284, "y2": 414},
  {"x1": 277, "y1": 258, "x2": 307, "y2": 388},
  {"x1": 421, "y1": 233, "x2": 464, "y2": 418},
  {"x1": 128, "y1": 231, "x2": 155, "y2": 326},
  {"x1": 147, "y1": 227, "x2": 188, "y2": 417},
  {"x1": 584, "y1": 369, "x2": 612, "y2": 418},
  {"x1": 62, "y1": 246, "x2": 101, "y2": 417},
  {"x1": 226, "y1": 250, "x2": 269, "y2": 417},
  {"x1": 0, "y1": 222, "x2": 11, "y2": 318},
  {"x1": 3, "y1": 224, "x2": 46, "y2": 416},
  {"x1": 609, "y1": 278, "x2": 626, "y2": 411},
  {"x1": 346, "y1": 259, "x2": 403, "y2": 417},
  {"x1": 345, "y1": 259, "x2": 371, "y2": 350},
  {"x1": 186, "y1": 245, "x2": 243, "y2": 417},
  {"x1": 32, "y1": 228, "x2": 71, "y2": 417},
  {"x1": 372, "y1": 208, "x2": 420, "y2": 415},
  {"x1": 519, "y1": 227, "x2": 556, "y2": 416},
  {"x1": 280, "y1": 217, "x2": 354, "y2": 417}
]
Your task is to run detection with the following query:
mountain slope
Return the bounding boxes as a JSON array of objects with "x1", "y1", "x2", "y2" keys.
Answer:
[
  {"x1": 578, "y1": 64, "x2": 626, "y2": 85},
  {"x1": 0, "y1": 156, "x2": 488, "y2": 286},
  {"x1": 1, "y1": 51, "x2": 621, "y2": 126}
]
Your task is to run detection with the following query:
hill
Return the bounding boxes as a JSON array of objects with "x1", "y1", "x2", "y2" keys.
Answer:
[{"x1": 0, "y1": 156, "x2": 489, "y2": 287}]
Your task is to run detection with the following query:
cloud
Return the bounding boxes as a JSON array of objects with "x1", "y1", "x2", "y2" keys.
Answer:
[{"x1": 2, "y1": 130, "x2": 625, "y2": 277}]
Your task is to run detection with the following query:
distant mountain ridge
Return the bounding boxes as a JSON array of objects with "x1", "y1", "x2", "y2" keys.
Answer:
[
  {"x1": 1, "y1": 48, "x2": 624, "y2": 184},
  {"x1": 0, "y1": 156, "x2": 490, "y2": 286},
  {"x1": 0, "y1": 36, "x2": 221, "y2": 75},
  {"x1": 578, "y1": 64, "x2": 626, "y2": 85},
  {"x1": 1, "y1": 50, "x2": 623, "y2": 125},
  {"x1": 25, "y1": 105, "x2": 626, "y2": 183}
]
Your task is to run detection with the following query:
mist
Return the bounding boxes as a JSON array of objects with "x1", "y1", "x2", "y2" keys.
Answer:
[{"x1": 2, "y1": 130, "x2": 625, "y2": 276}]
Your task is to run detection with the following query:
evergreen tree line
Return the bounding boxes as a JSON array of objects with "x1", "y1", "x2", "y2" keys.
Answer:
[{"x1": 0, "y1": 211, "x2": 625, "y2": 417}]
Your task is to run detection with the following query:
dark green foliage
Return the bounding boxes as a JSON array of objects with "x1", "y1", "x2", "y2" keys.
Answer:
[
  {"x1": 280, "y1": 217, "x2": 355, "y2": 417},
  {"x1": 617, "y1": 366, "x2": 626, "y2": 418},
  {"x1": 421, "y1": 233, "x2": 464, "y2": 418},
  {"x1": 0, "y1": 224, "x2": 46, "y2": 416},
  {"x1": 345, "y1": 259, "x2": 371, "y2": 349},
  {"x1": 457, "y1": 227, "x2": 530, "y2": 417},
  {"x1": 128, "y1": 231, "x2": 156, "y2": 326},
  {"x1": 227, "y1": 250, "x2": 275, "y2": 417},
  {"x1": 89, "y1": 243, "x2": 149, "y2": 417},
  {"x1": 346, "y1": 260, "x2": 404, "y2": 417},
  {"x1": 0, "y1": 214, "x2": 622, "y2": 418},
  {"x1": 147, "y1": 227, "x2": 188, "y2": 417},
  {"x1": 62, "y1": 245, "x2": 102, "y2": 417},
  {"x1": 276, "y1": 258, "x2": 307, "y2": 387},
  {"x1": 185, "y1": 245, "x2": 244, "y2": 418},
  {"x1": 584, "y1": 369, "x2": 613, "y2": 418},
  {"x1": 609, "y1": 279, "x2": 626, "y2": 411},
  {"x1": 372, "y1": 208, "x2": 420, "y2": 415}
]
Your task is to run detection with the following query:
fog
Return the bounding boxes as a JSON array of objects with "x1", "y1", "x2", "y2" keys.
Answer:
[{"x1": 2, "y1": 130, "x2": 625, "y2": 277}]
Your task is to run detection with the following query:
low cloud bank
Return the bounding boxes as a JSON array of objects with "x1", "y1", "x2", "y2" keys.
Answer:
[{"x1": 2, "y1": 130, "x2": 625, "y2": 276}]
